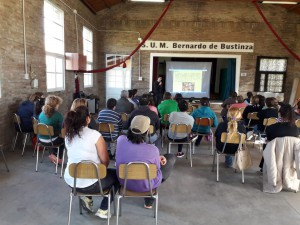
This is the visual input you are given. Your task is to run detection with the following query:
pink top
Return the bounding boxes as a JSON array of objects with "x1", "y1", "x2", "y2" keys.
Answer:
[
  {"x1": 148, "y1": 105, "x2": 158, "y2": 115},
  {"x1": 230, "y1": 102, "x2": 247, "y2": 109}
]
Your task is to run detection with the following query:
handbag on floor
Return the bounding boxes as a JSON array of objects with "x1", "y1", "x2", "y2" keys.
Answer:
[{"x1": 232, "y1": 141, "x2": 252, "y2": 171}]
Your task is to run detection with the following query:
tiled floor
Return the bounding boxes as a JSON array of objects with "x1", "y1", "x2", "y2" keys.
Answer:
[{"x1": 0, "y1": 139, "x2": 299, "y2": 225}]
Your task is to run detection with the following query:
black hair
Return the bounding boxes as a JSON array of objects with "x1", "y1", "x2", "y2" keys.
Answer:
[
  {"x1": 200, "y1": 97, "x2": 210, "y2": 106},
  {"x1": 247, "y1": 92, "x2": 253, "y2": 98},
  {"x1": 163, "y1": 92, "x2": 172, "y2": 100},
  {"x1": 107, "y1": 98, "x2": 117, "y2": 109},
  {"x1": 279, "y1": 104, "x2": 295, "y2": 126},
  {"x1": 231, "y1": 92, "x2": 238, "y2": 98},
  {"x1": 128, "y1": 90, "x2": 134, "y2": 98},
  {"x1": 174, "y1": 93, "x2": 183, "y2": 103},
  {"x1": 265, "y1": 97, "x2": 273, "y2": 108},
  {"x1": 64, "y1": 106, "x2": 90, "y2": 143},
  {"x1": 178, "y1": 99, "x2": 188, "y2": 112},
  {"x1": 127, "y1": 129, "x2": 148, "y2": 144},
  {"x1": 258, "y1": 95, "x2": 266, "y2": 107},
  {"x1": 139, "y1": 94, "x2": 149, "y2": 106}
]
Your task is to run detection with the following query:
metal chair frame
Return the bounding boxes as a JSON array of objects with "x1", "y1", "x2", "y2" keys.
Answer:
[
  {"x1": 67, "y1": 161, "x2": 114, "y2": 225},
  {"x1": 35, "y1": 123, "x2": 65, "y2": 176},
  {"x1": 12, "y1": 113, "x2": 32, "y2": 156},
  {"x1": 167, "y1": 123, "x2": 196, "y2": 167},
  {"x1": 99, "y1": 122, "x2": 117, "y2": 156},
  {"x1": 195, "y1": 117, "x2": 214, "y2": 155},
  {"x1": 212, "y1": 132, "x2": 246, "y2": 183},
  {"x1": 0, "y1": 145, "x2": 9, "y2": 172},
  {"x1": 116, "y1": 162, "x2": 158, "y2": 225}
]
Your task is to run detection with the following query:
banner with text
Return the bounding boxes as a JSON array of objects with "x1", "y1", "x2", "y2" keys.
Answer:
[{"x1": 140, "y1": 41, "x2": 254, "y2": 53}]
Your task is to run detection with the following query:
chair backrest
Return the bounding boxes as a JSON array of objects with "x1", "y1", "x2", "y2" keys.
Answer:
[
  {"x1": 263, "y1": 117, "x2": 277, "y2": 126},
  {"x1": 220, "y1": 132, "x2": 246, "y2": 145},
  {"x1": 120, "y1": 113, "x2": 128, "y2": 123},
  {"x1": 13, "y1": 113, "x2": 22, "y2": 132},
  {"x1": 32, "y1": 117, "x2": 39, "y2": 135},
  {"x1": 99, "y1": 122, "x2": 115, "y2": 142},
  {"x1": 163, "y1": 114, "x2": 170, "y2": 123},
  {"x1": 170, "y1": 124, "x2": 191, "y2": 139},
  {"x1": 36, "y1": 123, "x2": 55, "y2": 136},
  {"x1": 68, "y1": 161, "x2": 107, "y2": 195},
  {"x1": 195, "y1": 117, "x2": 213, "y2": 127},
  {"x1": 295, "y1": 119, "x2": 300, "y2": 128},
  {"x1": 119, "y1": 162, "x2": 157, "y2": 196},
  {"x1": 61, "y1": 127, "x2": 66, "y2": 138},
  {"x1": 247, "y1": 112, "x2": 259, "y2": 120}
]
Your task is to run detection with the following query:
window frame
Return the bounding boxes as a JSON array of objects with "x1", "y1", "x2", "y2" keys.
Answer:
[
  {"x1": 83, "y1": 26, "x2": 93, "y2": 88},
  {"x1": 254, "y1": 56, "x2": 287, "y2": 93},
  {"x1": 44, "y1": 0, "x2": 65, "y2": 92}
]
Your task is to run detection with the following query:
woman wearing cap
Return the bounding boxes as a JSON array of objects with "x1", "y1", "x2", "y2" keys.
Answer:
[{"x1": 115, "y1": 115, "x2": 176, "y2": 209}]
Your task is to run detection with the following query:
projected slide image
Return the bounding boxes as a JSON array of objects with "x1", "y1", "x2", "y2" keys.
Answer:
[
  {"x1": 182, "y1": 82, "x2": 195, "y2": 91},
  {"x1": 173, "y1": 70, "x2": 203, "y2": 92}
]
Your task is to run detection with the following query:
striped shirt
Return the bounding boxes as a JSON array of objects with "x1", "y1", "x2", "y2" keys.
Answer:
[{"x1": 97, "y1": 109, "x2": 122, "y2": 141}]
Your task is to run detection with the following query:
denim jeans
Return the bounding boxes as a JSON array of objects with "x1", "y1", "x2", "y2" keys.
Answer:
[{"x1": 225, "y1": 155, "x2": 233, "y2": 167}]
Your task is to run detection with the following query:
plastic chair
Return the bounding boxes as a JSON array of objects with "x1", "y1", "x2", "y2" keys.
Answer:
[
  {"x1": 12, "y1": 113, "x2": 32, "y2": 156},
  {"x1": 99, "y1": 122, "x2": 117, "y2": 156},
  {"x1": 0, "y1": 145, "x2": 9, "y2": 172},
  {"x1": 194, "y1": 117, "x2": 214, "y2": 155},
  {"x1": 116, "y1": 162, "x2": 158, "y2": 225},
  {"x1": 35, "y1": 123, "x2": 65, "y2": 175},
  {"x1": 212, "y1": 132, "x2": 246, "y2": 183},
  {"x1": 167, "y1": 124, "x2": 197, "y2": 167},
  {"x1": 67, "y1": 161, "x2": 114, "y2": 225}
]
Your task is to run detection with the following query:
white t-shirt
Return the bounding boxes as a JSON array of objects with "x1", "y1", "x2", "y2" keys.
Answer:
[
  {"x1": 64, "y1": 126, "x2": 101, "y2": 188},
  {"x1": 168, "y1": 112, "x2": 194, "y2": 139}
]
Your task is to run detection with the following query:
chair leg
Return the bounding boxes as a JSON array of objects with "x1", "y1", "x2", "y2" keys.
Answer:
[
  {"x1": 21, "y1": 133, "x2": 29, "y2": 156},
  {"x1": 55, "y1": 147, "x2": 59, "y2": 175},
  {"x1": 60, "y1": 148, "x2": 66, "y2": 178},
  {"x1": 155, "y1": 195, "x2": 158, "y2": 225},
  {"x1": 0, "y1": 147, "x2": 9, "y2": 172},
  {"x1": 108, "y1": 194, "x2": 111, "y2": 225},
  {"x1": 32, "y1": 140, "x2": 38, "y2": 157},
  {"x1": 35, "y1": 145, "x2": 39, "y2": 172},
  {"x1": 212, "y1": 150, "x2": 216, "y2": 172},
  {"x1": 189, "y1": 144, "x2": 192, "y2": 168},
  {"x1": 216, "y1": 153, "x2": 219, "y2": 182},
  {"x1": 242, "y1": 170, "x2": 245, "y2": 184},
  {"x1": 116, "y1": 195, "x2": 121, "y2": 225},
  {"x1": 67, "y1": 194, "x2": 73, "y2": 225},
  {"x1": 79, "y1": 197, "x2": 83, "y2": 214},
  {"x1": 211, "y1": 134, "x2": 214, "y2": 156},
  {"x1": 12, "y1": 132, "x2": 19, "y2": 152}
]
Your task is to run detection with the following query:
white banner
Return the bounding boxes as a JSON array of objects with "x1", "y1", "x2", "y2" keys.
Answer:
[{"x1": 140, "y1": 41, "x2": 254, "y2": 53}]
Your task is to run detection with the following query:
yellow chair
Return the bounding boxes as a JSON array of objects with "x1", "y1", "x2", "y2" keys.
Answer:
[
  {"x1": 167, "y1": 124, "x2": 196, "y2": 167},
  {"x1": 116, "y1": 162, "x2": 158, "y2": 225},
  {"x1": 245, "y1": 112, "x2": 259, "y2": 130},
  {"x1": 296, "y1": 119, "x2": 300, "y2": 128},
  {"x1": 35, "y1": 123, "x2": 65, "y2": 176},
  {"x1": 67, "y1": 161, "x2": 113, "y2": 225},
  {"x1": 212, "y1": 132, "x2": 247, "y2": 183},
  {"x1": 12, "y1": 113, "x2": 32, "y2": 156},
  {"x1": 99, "y1": 122, "x2": 117, "y2": 156},
  {"x1": 194, "y1": 117, "x2": 214, "y2": 155}
]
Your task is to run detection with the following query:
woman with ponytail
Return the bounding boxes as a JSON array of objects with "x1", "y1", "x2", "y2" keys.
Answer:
[
  {"x1": 215, "y1": 107, "x2": 246, "y2": 167},
  {"x1": 64, "y1": 106, "x2": 119, "y2": 219},
  {"x1": 38, "y1": 95, "x2": 64, "y2": 163}
]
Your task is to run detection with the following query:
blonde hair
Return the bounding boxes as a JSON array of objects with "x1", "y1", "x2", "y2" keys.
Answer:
[
  {"x1": 42, "y1": 95, "x2": 63, "y2": 118},
  {"x1": 227, "y1": 107, "x2": 241, "y2": 137},
  {"x1": 70, "y1": 98, "x2": 87, "y2": 111}
]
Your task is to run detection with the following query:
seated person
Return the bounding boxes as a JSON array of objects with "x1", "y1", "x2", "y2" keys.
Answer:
[
  {"x1": 220, "y1": 92, "x2": 237, "y2": 122},
  {"x1": 215, "y1": 107, "x2": 246, "y2": 167},
  {"x1": 230, "y1": 95, "x2": 247, "y2": 109},
  {"x1": 167, "y1": 100, "x2": 194, "y2": 158},
  {"x1": 157, "y1": 92, "x2": 179, "y2": 126},
  {"x1": 259, "y1": 104, "x2": 299, "y2": 171},
  {"x1": 116, "y1": 115, "x2": 176, "y2": 209},
  {"x1": 294, "y1": 100, "x2": 300, "y2": 119},
  {"x1": 148, "y1": 93, "x2": 158, "y2": 115},
  {"x1": 191, "y1": 97, "x2": 218, "y2": 146},
  {"x1": 38, "y1": 95, "x2": 64, "y2": 164},
  {"x1": 257, "y1": 97, "x2": 278, "y2": 132},
  {"x1": 243, "y1": 91, "x2": 253, "y2": 105},
  {"x1": 115, "y1": 90, "x2": 134, "y2": 115},
  {"x1": 33, "y1": 93, "x2": 45, "y2": 118},
  {"x1": 242, "y1": 95, "x2": 263, "y2": 127},
  {"x1": 127, "y1": 94, "x2": 160, "y2": 146},
  {"x1": 70, "y1": 98, "x2": 97, "y2": 130},
  {"x1": 98, "y1": 98, "x2": 122, "y2": 142},
  {"x1": 64, "y1": 106, "x2": 119, "y2": 219},
  {"x1": 17, "y1": 93, "x2": 42, "y2": 132}
]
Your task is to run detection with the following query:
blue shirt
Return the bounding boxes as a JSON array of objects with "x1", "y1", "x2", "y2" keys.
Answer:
[
  {"x1": 98, "y1": 109, "x2": 122, "y2": 141},
  {"x1": 17, "y1": 101, "x2": 34, "y2": 132},
  {"x1": 191, "y1": 106, "x2": 218, "y2": 133}
]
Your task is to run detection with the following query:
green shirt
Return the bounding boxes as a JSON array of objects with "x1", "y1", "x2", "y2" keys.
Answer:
[
  {"x1": 157, "y1": 99, "x2": 179, "y2": 125},
  {"x1": 38, "y1": 111, "x2": 63, "y2": 139}
]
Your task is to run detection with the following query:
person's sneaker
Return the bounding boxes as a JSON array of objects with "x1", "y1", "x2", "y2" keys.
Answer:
[
  {"x1": 176, "y1": 152, "x2": 185, "y2": 158},
  {"x1": 80, "y1": 196, "x2": 94, "y2": 213},
  {"x1": 95, "y1": 209, "x2": 111, "y2": 219}
]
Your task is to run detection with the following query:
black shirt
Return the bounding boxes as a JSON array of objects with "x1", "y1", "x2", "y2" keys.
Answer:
[
  {"x1": 257, "y1": 108, "x2": 278, "y2": 132},
  {"x1": 266, "y1": 122, "x2": 299, "y2": 141}
]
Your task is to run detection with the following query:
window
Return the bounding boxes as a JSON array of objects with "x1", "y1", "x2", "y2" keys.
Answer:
[
  {"x1": 254, "y1": 57, "x2": 287, "y2": 93},
  {"x1": 105, "y1": 54, "x2": 131, "y2": 101},
  {"x1": 44, "y1": 0, "x2": 65, "y2": 91},
  {"x1": 83, "y1": 27, "x2": 93, "y2": 87}
]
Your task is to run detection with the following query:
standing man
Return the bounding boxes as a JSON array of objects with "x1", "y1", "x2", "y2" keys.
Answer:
[{"x1": 154, "y1": 76, "x2": 164, "y2": 106}]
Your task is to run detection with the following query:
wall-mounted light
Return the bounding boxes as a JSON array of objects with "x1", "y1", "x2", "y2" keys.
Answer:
[
  {"x1": 261, "y1": 1, "x2": 299, "y2": 4},
  {"x1": 129, "y1": 0, "x2": 165, "y2": 2}
]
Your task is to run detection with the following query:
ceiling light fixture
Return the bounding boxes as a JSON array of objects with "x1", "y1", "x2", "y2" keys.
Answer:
[
  {"x1": 129, "y1": 0, "x2": 165, "y2": 2},
  {"x1": 261, "y1": 1, "x2": 299, "y2": 4}
]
